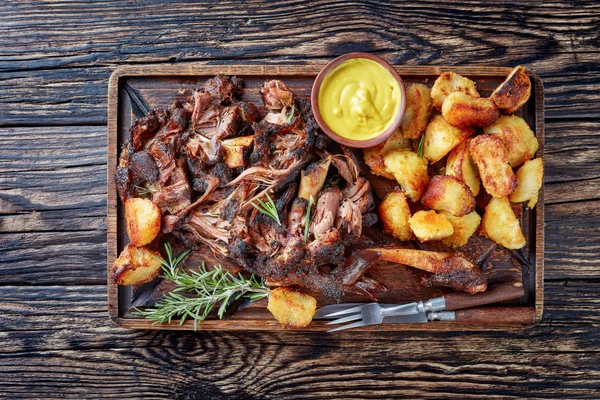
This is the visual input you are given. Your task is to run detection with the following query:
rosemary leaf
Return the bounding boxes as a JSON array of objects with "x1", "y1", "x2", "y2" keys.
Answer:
[
  {"x1": 250, "y1": 193, "x2": 281, "y2": 225},
  {"x1": 134, "y1": 244, "x2": 270, "y2": 330}
]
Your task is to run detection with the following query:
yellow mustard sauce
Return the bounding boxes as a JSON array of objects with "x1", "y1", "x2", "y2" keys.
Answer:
[{"x1": 318, "y1": 58, "x2": 402, "y2": 141}]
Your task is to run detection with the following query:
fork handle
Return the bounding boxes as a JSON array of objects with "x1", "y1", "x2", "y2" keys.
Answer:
[{"x1": 444, "y1": 281, "x2": 525, "y2": 311}]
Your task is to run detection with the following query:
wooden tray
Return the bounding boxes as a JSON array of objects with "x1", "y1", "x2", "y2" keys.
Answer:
[{"x1": 108, "y1": 64, "x2": 544, "y2": 331}]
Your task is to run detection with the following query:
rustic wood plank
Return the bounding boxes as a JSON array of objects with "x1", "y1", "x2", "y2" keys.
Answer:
[
  {"x1": 0, "y1": 283, "x2": 598, "y2": 398},
  {"x1": 0, "y1": 348, "x2": 597, "y2": 399},
  {"x1": 0, "y1": 163, "x2": 106, "y2": 214},
  {"x1": 1, "y1": 66, "x2": 598, "y2": 126},
  {"x1": 544, "y1": 200, "x2": 600, "y2": 280},
  {"x1": 1, "y1": 282, "x2": 595, "y2": 335},
  {"x1": 0, "y1": 1, "x2": 599, "y2": 124},
  {"x1": 0, "y1": 126, "x2": 105, "y2": 172},
  {"x1": 2, "y1": 0, "x2": 599, "y2": 72},
  {"x1": 0, "y1": 231, "x2": 106, "y2": 285},
  {"x1": 0, "y1": 1, "x2": 597, "y2": 396}
]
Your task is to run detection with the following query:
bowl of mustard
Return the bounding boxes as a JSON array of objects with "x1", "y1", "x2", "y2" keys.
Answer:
[{"x1": 311, "y1": 53, "x2": 406, "y2": 148}]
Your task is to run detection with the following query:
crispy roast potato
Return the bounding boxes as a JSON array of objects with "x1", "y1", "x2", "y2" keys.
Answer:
[
  {"x1": 481, "y1": 197, "x2": 526, "y2": 249},
  {"x1": 408, "y1": 210, "x2": 454, "y2": 242},
  {"x1": 510, "y1": 158, "x2": 544, "y2": 208},
  {"x1": 267, "y1": 287, "x2": 317, "y2": 329},
  {"x1": 125, "y1": 197, "x2": 162, "y2": 246},
  {"x1": 111, "y1": 244, "x2": 163, "y2": 285},
  {"x1": 421, "y1": 175, "x2": 476, "y2": 217},
  {"x1": 383, "y1": 149, "x2": 429, "y2": 202},
  {"x1": 423, "y1": 115, "x2": 475, "y2": 163},
  {"x1": 222, "y1": 136, "x2": 254, "y2": 168},
  {"x1": 440, "y1": 210, "x2": 481, "y2": 247},
  {"x1": 446, "y1": 139, "x2": 480, "y2": 196},
  {"x1": 469, "y1": 134, "x2": 517, "y2": 198},
  {"x1": 401, "y1": 83, "x2": 433, "y2": 140},
  {"x1": 363, "y1": 130, "x2": 411, "y2": 179},
  {"x1": 379, "y1": 190, "x2": 413, "y2": 241},
  {"x1": 431, "y1": 72, "x2": 480, "y2": 110},
  {"x1": 441, "y1": 92, "x2": 500, "y2": 129},
  {"x1": 483, "y1": 115, "x2": 539, "y2": 167},
  {"x1": 490, "y1": 65, "x2": 531, "y2": 114}
]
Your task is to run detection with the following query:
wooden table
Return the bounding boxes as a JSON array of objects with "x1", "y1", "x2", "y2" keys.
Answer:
[{"x1": 1, "y1": 2, "x2": 598, "y2": 398}]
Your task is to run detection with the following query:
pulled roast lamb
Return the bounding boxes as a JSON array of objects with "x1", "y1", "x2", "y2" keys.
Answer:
[{"x1": 116, "y1": 76, "x2": 384, "y2": 300}]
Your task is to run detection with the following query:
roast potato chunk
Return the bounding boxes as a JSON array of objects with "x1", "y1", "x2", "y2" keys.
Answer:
[
  {"x1": 401, "y1": 83, "x2": 433, "y2": 140},
  {"x1": 446, "y1": 140, "x2": 480, "y2": 196},
  {"x1": 379, "y1": 190, "x2": 413, "y2": 241},
  {"x1": 423, "y1": 115, "x2": 475, "y2": 163},
  {"x1": 111, "y1": 244, "x2": 163, "y2": 285},
  {"x1": 431, "y1": 72, "x2": 480, "y2": 110},
  {"x1": 481, "y1": 197, "x2": 526, "y2": 249},
  {"x1": 267, "y1": 287, "x2": 317, "y2": 329},
  {"x1": 421, "y1": 175, "x2": 476, "y2": 217},
  {"x1": 440, "y1": 211, "x2": 481, "y2": 247},
  {"x1": 510, "y1": 158, "x2": 544, "y2": 208},
  {"x1": 469, "y1": 134, "x2": 517, "y2": 198},
  {"x1": 409, "y1": 210, "x2": 454, "y2": 242},
  {"x1": 483, "y1": 115, "x2": 539, "y2": 167},
  {"x1": 125, "y1": 198, "x2": 161, "y2": 246},
  {"x1": 490, "y1": 65, "x2": 531, "y2": 114},
  {"x1": 222, "y1": 136, "x2": 254, "y2": 168},
  {"x1": 383, "y1": 149, "x2": 429, "y2": 202},
  {"x1": 363, "y1": 130, "x2": 411, "y2": 179},
  {"x1": 441, "y1": 92, "x2": 500, "y2": 129}
]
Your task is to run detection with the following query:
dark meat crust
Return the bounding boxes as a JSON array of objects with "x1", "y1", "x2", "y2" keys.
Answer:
[
  {"x1": 116, "y1": 75, "x2": 387, "y2": 299},
  {"x1": 130, "y1": 151, "x2": 158, "y2": 185},
  {"x1": 202, "y1": 75, "x2": 243, "y2": 104},
  {"x1": 130, "y1": 111, "x2": 167, "y2": 152},
  {"x1": 115, "y1": 142, "x2": 134, "y2": 202},
  {"x1": 422, "y1": 252, "x2": 488, "y2": 294},
  {"x1": 295, "y1": 96, "x2": 319, "y2": 152}
]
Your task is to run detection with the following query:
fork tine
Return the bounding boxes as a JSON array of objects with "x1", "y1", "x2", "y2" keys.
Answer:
[
  {"x1": 327, "y1": 320, "x2": 367, "y2": 333},
  {"x1": 325, "y1": 313, "x2": 362, "y2": 325},
  {"x1": 322, "y1": 304, "x2": 368, "y2": 318}
]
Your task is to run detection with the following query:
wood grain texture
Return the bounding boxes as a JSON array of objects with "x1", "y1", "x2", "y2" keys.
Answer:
[
  {"x1": 0, "y1": 282, "x2": 598, "y2": 398},
  {"x1": 0, "y1": 0, "x2": 599, "y2": 396},
  {"x1": 0, "y1": 1, "x2": 600, "y2": 125}
]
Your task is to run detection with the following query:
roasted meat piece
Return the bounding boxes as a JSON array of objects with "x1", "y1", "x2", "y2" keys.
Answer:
[
  {"x1": 116, "y1": 75, "x2": 390, "y2": 300},
  {"x1": 202, "y1": 75, "x2": 242, "y2": 104},
  {"x1": 130, "y1": 111, "x2": 166, "y2": 152},
  {"x1": 260, "y1": 80, "x2": 295, "y2": 112},
  {"x1": 365, "y1": 248, "x2": 488, "y2": 294}
]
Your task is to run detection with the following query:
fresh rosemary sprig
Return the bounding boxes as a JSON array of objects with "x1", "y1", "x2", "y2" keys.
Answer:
[
  {"x1": 303, "y1": 195, "x2": 315, "y2": 244},
  {"x1": 250, "y1": 193, "x2": 281, "y2": 225},
  {"x1": 417, "y1": 135, "x2": 425, "y2": 158},
  {"x1": 133, "y1": 244, "x2": 270, "y2": 330}
]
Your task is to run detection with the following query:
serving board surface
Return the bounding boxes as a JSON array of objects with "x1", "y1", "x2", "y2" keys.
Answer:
[{"x1": 107, "y1": 64, "x2": 544, "y2": 331}]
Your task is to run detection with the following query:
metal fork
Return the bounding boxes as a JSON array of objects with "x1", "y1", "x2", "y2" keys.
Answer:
[{"x1": 326, "y1": 302, "x2": 424, "y2": 332}]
